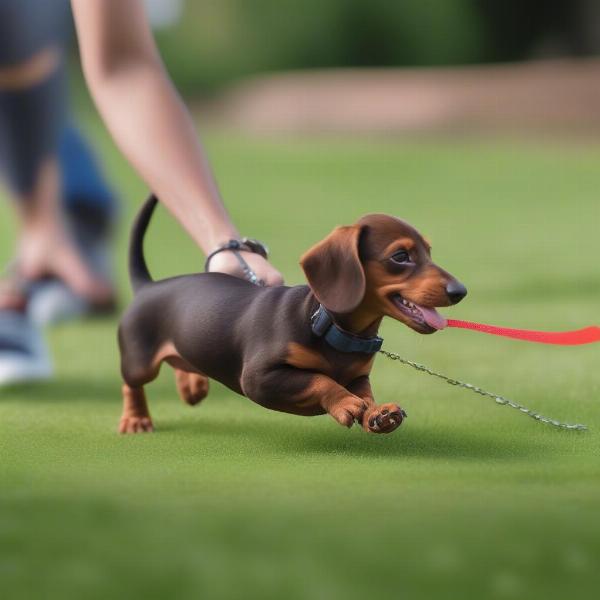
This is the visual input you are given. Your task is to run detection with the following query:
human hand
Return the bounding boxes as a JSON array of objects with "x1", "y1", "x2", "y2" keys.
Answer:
[{"x1": 207, "y1": 250, "x2": 284, "y2": 287}]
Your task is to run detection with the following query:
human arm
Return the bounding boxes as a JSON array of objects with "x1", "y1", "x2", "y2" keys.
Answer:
[{"x1": 70, "y1": 0, "x2": 282, "y2": 284}]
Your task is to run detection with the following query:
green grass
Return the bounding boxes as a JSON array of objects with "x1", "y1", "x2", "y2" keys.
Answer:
[{"x1": 1, "y1": 126, "x2": 600, "y2": 599}]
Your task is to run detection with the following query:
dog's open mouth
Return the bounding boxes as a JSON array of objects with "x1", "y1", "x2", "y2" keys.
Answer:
[{"x1": 391, "y1": 294, "x2": 447, "y2": 333}]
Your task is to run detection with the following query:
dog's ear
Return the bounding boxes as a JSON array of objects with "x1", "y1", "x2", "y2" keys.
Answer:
[{"x1": 300, "y1": 225, "x2": 365, "y2": 314}]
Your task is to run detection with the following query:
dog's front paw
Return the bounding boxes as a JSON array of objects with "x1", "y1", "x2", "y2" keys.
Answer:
[
  {"x1": 328, "y1": 395, "x2": 368, "y2": 428},
  {"x1": 119, "y1": 415, "x2": 154, "y2": 434},
  {"x1": 363, "y1": 403, "x2": 406, "y2": 434}
]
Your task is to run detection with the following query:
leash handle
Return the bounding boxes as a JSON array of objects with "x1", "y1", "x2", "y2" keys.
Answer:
[{"x1": 446, "y1": 319, "x2": 600, "y2": 346}]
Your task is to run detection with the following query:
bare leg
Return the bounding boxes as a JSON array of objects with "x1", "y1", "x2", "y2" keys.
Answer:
[
  {"x1": 16, "y1": 158, "x2": 113, "y2": 300},
  {"x1": 0, "y1": 49, "x2": 112, "y2": 307},
  {"x1": 119, "y1": 384, "x2": 153, "y2": 434}
]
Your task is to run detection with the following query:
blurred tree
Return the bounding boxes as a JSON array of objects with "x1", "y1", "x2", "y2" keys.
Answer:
[
  {"x1": 154, "y1": 0, "x2": 483, "y2": 93},
  {"x1": 477, "y1": 0, "x2": 600, "y2": 59},
  {"x1": 152, "y1": 0, "x2": 600, "y2": 94}
]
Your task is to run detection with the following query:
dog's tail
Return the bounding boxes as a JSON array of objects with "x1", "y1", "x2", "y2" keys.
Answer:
[{"x1": 129, "y1": 194, "x2": 158, "y2": 292}]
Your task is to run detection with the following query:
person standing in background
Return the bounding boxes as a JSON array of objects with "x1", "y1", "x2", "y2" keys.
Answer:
[
  {"x1": 0, "y1": 0, "x2": 283, "y2": 386},
  {"x1": 0, "y1": 0, "x2": 117, "y2": 385}
]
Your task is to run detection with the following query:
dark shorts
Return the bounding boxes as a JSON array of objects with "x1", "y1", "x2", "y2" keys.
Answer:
[
  {"x1": 0, "y1": 0, "x2": 70, "y2": 66},
  {"x1": 0, "y1": 0, "x2": 70, "y2": 195}
]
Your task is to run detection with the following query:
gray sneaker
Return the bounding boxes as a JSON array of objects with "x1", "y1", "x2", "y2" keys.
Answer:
[{"x1": 0, "y1": 310, "x2": 53, "y2": 386}]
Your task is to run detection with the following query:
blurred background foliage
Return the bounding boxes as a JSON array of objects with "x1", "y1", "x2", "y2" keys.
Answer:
[{"x1": 153, "y1": 0, "x2": 600, "y2": 93}]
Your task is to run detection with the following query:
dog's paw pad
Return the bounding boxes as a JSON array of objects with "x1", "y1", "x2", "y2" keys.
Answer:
[{"x1": 366, "y1": 404, "x2": 406, "y2": 434}]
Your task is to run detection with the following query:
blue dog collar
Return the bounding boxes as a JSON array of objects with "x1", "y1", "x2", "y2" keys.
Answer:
[{"x1": 310, "y1": 305, "x2": 383, "y2": 354}]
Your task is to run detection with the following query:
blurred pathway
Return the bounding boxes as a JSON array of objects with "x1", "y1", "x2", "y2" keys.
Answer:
[{"x1": 210, "y1": 59, "x2": 600, "y2": 135}]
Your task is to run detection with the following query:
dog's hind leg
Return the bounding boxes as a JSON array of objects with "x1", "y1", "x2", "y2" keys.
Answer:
[
  {"x1": 159, "y1": 345, "x2": 210, "y2": 406},
  {"x1": 173, "y1": 369, "x2": 209, "y2": 406},
  {"x1": 119, "y1": 384, "x2": 153, "y2": 434},
  {"x1": 118, "y1": 355, "x2": 158, "y2": 434},
  {"x1": 118, "y1": 327, "x2": 164, "y2": 434}
]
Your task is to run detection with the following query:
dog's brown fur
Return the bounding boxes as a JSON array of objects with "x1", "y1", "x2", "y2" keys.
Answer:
[{"x1": 118, "y1": 196, "x2": 466, "y2": 434}]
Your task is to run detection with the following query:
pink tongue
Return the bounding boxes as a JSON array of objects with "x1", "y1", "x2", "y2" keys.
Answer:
[{"x1": 418, "y1": 306, "x2": 447, "y2": 330}]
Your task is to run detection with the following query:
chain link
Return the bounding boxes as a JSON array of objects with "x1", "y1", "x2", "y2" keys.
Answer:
[{"x1": 379, "y1": 349, "x2": 587, "y2": 431}]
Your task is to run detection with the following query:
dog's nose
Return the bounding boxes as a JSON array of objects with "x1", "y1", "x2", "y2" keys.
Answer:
[{"x1": 446, "y1": 280, "x2": 467, "y2": 304}]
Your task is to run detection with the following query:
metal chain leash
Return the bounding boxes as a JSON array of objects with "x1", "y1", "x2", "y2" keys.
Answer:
[{"x1": 379, "y1": 349, "x2": 588, "y2": 431}]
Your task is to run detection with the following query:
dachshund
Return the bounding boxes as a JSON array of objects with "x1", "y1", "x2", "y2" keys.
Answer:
[{"x1": 117, "y1": 195, "x2": 467, "y2": 434}]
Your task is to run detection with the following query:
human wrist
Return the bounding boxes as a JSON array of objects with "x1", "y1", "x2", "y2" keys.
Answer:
[
  {"x1": 204, "y1": 238, "x2": 269, "y2": 271},
  {"x1": 206, "y1": 230, "x2": 240, "y2": 253},
  {"x1": 197, "y1": 215, "x2": 239, "y2": 254}
]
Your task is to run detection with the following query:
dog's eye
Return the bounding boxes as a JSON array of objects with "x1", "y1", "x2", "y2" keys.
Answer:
[{"x1": 391, "y1": 250, "x2": 410, "y2": 264}]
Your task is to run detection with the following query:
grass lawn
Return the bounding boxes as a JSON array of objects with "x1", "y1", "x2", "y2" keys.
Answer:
[{"x1": 1, "y1": 125, "x2": 599, "y2": 599}]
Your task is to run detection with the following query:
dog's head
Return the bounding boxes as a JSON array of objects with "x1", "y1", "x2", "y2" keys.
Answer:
[{"x1": 300, "y1": 214, "x2": 467, "y2": 334}]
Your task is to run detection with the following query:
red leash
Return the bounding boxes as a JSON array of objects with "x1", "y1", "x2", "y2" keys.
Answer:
[{"x1": 446, "y1": 319, "x2": 600, "y2": 346}]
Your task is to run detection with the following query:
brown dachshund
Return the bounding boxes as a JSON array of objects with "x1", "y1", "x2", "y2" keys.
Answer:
[{"x1": 118, "y1": 195, "x2": 467, "y2": 434}]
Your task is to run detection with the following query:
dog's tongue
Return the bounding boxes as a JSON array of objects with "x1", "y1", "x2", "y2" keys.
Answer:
[{"x1": 418, "y1": 306, "x2": 447, "y2": 330}]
